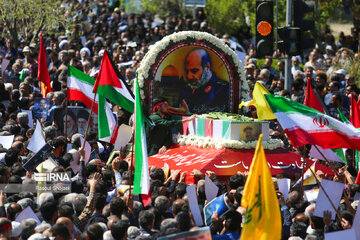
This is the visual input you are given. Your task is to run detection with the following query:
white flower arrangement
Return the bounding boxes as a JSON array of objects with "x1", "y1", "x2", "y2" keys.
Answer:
[
  {"x1": 137, "y1": 31, "x2": 250, "y2": 101},
  {"x1": 176, "y1": 134, "x2": 284, "y2": 150}
]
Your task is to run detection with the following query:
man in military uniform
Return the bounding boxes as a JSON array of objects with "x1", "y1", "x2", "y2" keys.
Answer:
[
  {"x1": 147, "y1": 97, "x2": 196, "y2": 156},
  {"x1": 181, "y1": 48, "x2": 229, "y2": 114}
]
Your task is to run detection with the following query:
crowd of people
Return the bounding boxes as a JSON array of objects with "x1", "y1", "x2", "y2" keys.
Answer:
[{"x1": 0, "y1": 0, "x2": 359, "y2": 239}]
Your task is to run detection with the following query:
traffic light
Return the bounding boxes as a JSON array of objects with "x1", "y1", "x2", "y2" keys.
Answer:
[
  {"x1": 278, "y1": 27, "x2": 302, "y2": 56},
  {"x1": 255, "y1": 1, "x2": 274, "y2": 58},
  {"x1": 293, "y1": 0, "x2": 315, "y2": 50}
]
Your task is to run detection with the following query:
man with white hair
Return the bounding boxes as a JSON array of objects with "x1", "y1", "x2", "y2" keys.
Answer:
[
  {"x1": 38, "y1": 192, "x2": 54, "y2": 208},
  {"x1": 17, "y1": 112, "x2": 29, "y2": 136},
  {"x1": 258, "y1": 68, "x2": 271, "y2": 89},
  {"x1": 291, "y1": 56, "x2": 302, "y2": 76}
]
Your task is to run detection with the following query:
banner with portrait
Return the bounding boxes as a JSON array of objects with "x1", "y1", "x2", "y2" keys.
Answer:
[
  {"x1": 33, "y1": 98, "x2": 50, "y2": 121},
  {"x1": 53, "y1": 107, "x2": 98, "y2": 137},
  {"x1": 137, "y1": 31, "x2": 249, "y2": 115}
]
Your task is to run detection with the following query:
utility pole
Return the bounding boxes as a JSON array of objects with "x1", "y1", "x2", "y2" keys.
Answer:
[{"x1": 284, "y1": 0, "x2": 292, "y2": 90}]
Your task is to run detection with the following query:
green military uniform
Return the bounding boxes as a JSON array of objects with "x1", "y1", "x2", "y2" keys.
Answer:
[{"x1": 147, "y1": 112, "x2": 182, "y2": 156}]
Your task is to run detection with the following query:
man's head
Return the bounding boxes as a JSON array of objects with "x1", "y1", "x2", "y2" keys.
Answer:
[
  {"x1": 50, "y1": 222, "x2": 70, "y2": 240},
  {"x1": 0, "y1": 218, "x2": 12, "y2": 237},
  {"x1": 110, "y1": 220, "x2": 128, "y2": 240},
  {"x1": 39, "y1": 99, "x2": 46, "y2": 108},
  {"x1": 139, "y1": 210, "x2": 155, "y2": 229},
  {"x1": 290, "y1": 221, "x2": 307, "y2": 239},
  {"x1": 304, "y1": 66, "x2": 314, "y2": 79},
  {"x1": 345, "y1": 74, "x2": 355, "y2": 86},
  {"x1": 110, "y1": 197, "x2": 126, "y2": 218},
  {"x1": 17, "y1": 112, "x2": 29, "y2": 127},
  {"x1": 56, "y1": 217, "x2": 74, "y2": 234},
  {"x1": 265, "y1": 57, "x2": 272, "y2": 66},
  {"x1": 64, "y1": 111, "x2": 76, "y2": 137},
  {"x1": 315, "y1": 73, "x2": 327, "y2": 85},
  {"x1": 7, "y1": 203, "x2": 22, "y2": 221},
  {"x1": 259, "y1": 69, "x2": 270, "y2": 81},
  {"x1": 292, "y1": 56, "x2": 300, "y2": 66},
  {"x1": 243, "y1": 126, "x2": 254, "y2": 141},
  {"x1": 152, "y1": 97, "x2": 169, "y2": 115},
  {"x1": 328, "y1": 81, "x2": 340, "y2": 93},
  {"x1": 40, "y1": 199, "x2": 58, "y2": 223},
  {"x1": 330, "y1": 92, "x2": 342, "y2": 108},
  {"x1": 185, "y1": 48, "x2": 212, "y2": 89},
  {"x1": 51, "y1": 137, "x2": 67, "y2": 158},
  {"x1": 77, "y1": 110, "x2": 89, "y2": 135}
]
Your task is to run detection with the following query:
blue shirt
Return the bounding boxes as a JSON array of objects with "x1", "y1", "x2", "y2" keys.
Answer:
[{"x1": 213, "y1": 231, "x2": 240, "y2": 240}]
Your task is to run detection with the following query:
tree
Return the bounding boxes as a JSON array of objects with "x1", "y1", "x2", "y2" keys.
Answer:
[
  {"x1": 205, "y1": 0, "x2": 247, "y2": 36},
  {"x1": 350, "y1": 1, "x2": 360, "y2": 28},
  {"x1": 0, "y1": 0, "x2": 76, "y2": 48},
  {"x1": 139, "y1": 0, "x2": 185, "y2": 18},
  {"x1": 129, "y1": 0, "x2": 345, "y2": 42}
]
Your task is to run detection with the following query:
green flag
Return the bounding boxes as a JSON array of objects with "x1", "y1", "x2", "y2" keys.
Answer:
[
  {"x1": 337, "y1": 108, "x2": 359, "y2": 170},
  {"x1": 133, "y1": 76, "x2": 150, "y2": 194}
]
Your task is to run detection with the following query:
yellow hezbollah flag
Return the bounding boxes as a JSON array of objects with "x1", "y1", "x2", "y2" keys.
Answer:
[
  {"x1": 241, "y1": 134, "x2": 281, "y2": 240},
  {"x1": 293, "y1": 161, "x2": 317, "y2": 187},
  {"x1": 239, "y1": 82, "x2": 276, "y2": 120}
]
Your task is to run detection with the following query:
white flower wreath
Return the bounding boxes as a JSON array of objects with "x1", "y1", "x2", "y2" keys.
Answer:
[
  {"x1": 176, "y1": 134, "x2": 284, "y2": 150},
  {"x1": 137, "y1": 31, "x2": 250, "y2": 101}
]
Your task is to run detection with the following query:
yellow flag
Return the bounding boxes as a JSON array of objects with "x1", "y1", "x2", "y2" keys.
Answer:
[
  {"x1": 241, "y1": 134, "x2": 281, "y2": 240},
  {"x1": 163, "y1": 162, "x2": 170, "y2": 180},
  {"x1": 239, "y1": 82, "x2": 276, "y2": 120},
  {"x1": 293, "y1": 161, "x2": 317, "y2": 187},
  {"x1": 37, "y1": 164, "x2": 45, "y2": 205}
]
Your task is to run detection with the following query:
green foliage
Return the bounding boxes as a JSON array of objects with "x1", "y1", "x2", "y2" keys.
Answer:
[
  {"x1": 136, "y1": 0, "x2": 344, "y2": 40},
  {"x1": 120, "y1": 0, "x2": 144, "y2": 14},
  {"x1": 332, "y1": 57, "x2": 360, "y2": 88},
  {"x1": 256, "y1": 58, "x2": 279, "y2": 70},
  {"x1": 206, "y1": 0, "x2": 288, "y2": 36},
  {"x1": 140, "y1": 0, "x2": 186, "y2": 18},
  {"x1": 314, "y1": 0, "x2": 342, "y2": 25},
  {"x1": 205, "y1": 0, "x2": 246, "y2": 36},
  {"x1": 0, "y1": 0, "x2": 75, "y2": 47}
]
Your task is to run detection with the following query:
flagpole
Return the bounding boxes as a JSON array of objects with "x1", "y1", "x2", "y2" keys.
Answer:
[
  {"x1": 82, "y1": 92, "x2": 97, "y2": 149},
  {"x1": 65, "y1": 99, "x2": 68, "y2": 141},
  {"x1": 127, "y1": 132, "x2": 135, "y2": 210},
  {"x1": 300, "y1": 147, "x2": 306, "y2": 196},
  {"x1": 314, "y1": 145, "x2": 345, "y2": 178},
  {"x1": 353, "y1": 149, "x2": 356, "y2": 169},
  {"x1": 314, "y1": 145, "x2": 355, "y2": 210},
  {"x1": 302, "y1": 156, "x2": 342, "y2": 220},
  {"x1": 128, "y1": 69, "x2": 137, "y2": 206}
]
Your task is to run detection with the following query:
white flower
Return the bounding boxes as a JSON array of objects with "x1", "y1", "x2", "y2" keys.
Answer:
[{"x1": 176, "y1": 134, "x2": 284, "y2": 150}]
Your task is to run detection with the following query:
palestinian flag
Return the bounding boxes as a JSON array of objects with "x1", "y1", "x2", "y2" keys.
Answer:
[
  {"x1": 133, "y1": 77, "x2": 150, "y2": 195},
  {"x1": 67, "y1": 66, "x2": 98, "y2": 114},
  {"x1": 265, "y1": 94, "x2": 360, "y2": 149},
  {"x1": 93, "y1": 50, "x2": 134, "y2": 113},
  {"x1": 98, "y1": 95, "x2": 118, "y2": 143}
]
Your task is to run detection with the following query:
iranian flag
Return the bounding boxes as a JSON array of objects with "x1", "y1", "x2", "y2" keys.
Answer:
[
  {"x1": 67, "y1": 66, "x2": 118, "y2": 143},
  {"x1": 67, "y1": 66, "x2": 98, "y2": 114},
  {"x1": 265, "y1": 94, "x2": 360, "y2": 149},
  {"x1": 133, "y1": 77, "x2": 150, "y2": 195},
  {"x1": 93, "y1": 50, "x2": 134, "y2": 113}
]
